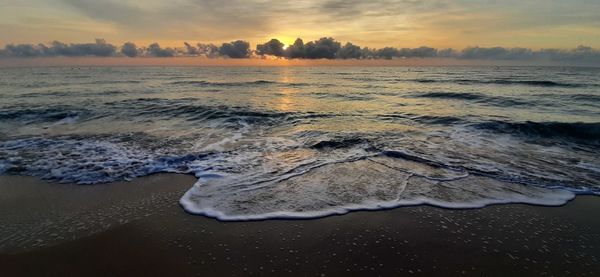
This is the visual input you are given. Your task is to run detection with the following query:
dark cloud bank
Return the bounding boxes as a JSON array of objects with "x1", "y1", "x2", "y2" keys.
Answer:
[{"x1": 1, "y1": 38, "x2": 599, "y2": 64}]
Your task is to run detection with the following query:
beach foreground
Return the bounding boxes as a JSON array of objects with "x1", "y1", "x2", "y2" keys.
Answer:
[{"x1": 1, "y1": 173, "x2": 599, "y2": 276}]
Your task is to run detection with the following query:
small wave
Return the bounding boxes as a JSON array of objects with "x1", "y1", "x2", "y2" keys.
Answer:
[
  {"x1": 414, "y1": 91, "x2": 484, "y2": 100},
  {"x1": 111, "y1": 98, "x2": 291, "y2": 122},
  {"x1": 111, "y1": 98, "x2": 342, "y2": 126},
  {"x1": 412, "y1": 91, "x2": 531, "y2": 107},
  {"x1": 66, "y1": 75, "x2": 92, "y2": 79},
  {"x1": 411, "y1": 78, "x2": 591, "y2": 88},
  {"x1": 491, "y1": 80, "x2": 589, "y2": 88},
  {"x1": 569, "y1": 94, "x2": 600, "y2": 102},
  {"x1": 310, "y1": 138, "x2": 370, "y2": 149},
  {"x1": 86, "y1": 80, "x2": 142, "y2": 85},
  {"x1": 472, "y1": 121, "x2": 600, "y2": 140},
  {"x1": 16, "y1": 82, "x2": 69, "y2": 88},
  {"x1": 313, "y1": 92, "x2": 375, "y2": 101},
  {"x1": 413, "y1": 79, "x2": 437, "y2": 83},
  {"x1": 16, "y1": 91, "x2": 76, "y2": 98},
  {"x1": 169, "y1": 80, "x2": 279, "y2": 87},
  {"x1": 382, "y1": 150, "x2": 444, "y2": 167},
  {"x1": 378, "y1": 113, "x2": 465, "y2": 125},
  {"x1": 0, "y1": 107, "x2": 86, "y2": 124},
  {"x1": 411, "y1": 115, "x2": 465, "y2": 125}
]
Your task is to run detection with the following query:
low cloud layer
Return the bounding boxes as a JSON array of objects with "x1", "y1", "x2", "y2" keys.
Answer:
[
  {"x1": 1, "y1": 39, "x2": 117, "y2": 57},
  {"x1": 1, "y1": 38, "x2": 599, "y2": 64}
]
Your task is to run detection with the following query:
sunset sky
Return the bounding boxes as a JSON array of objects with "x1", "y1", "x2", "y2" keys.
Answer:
[{"x1": 1, "y1": 0, "x2": 599, "y2": 49}]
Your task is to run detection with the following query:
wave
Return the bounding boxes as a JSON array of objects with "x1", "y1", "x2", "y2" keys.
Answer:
[
  {"x1": 414, "y1": 91, "x2": 484, "y2": 100},
  {"x1": 378, "y1": 113, "x2": 465, "y2": 125},
  {"x1": 411, "y1": 115, "x2": 465, "y2": 125},
  {"x1": 0, "y1": 135, "x2": 214, "y2": 184},
  {"x1": 112, "y1": 98, "x2": 342, "y2": 125},
  {"x1": 411, "y1": 78, "x2": 593, "y2": 88},
  {"x1": 86, "y1": 80, "x2": 142, "y2": 85},
  {"x1": 179, "y1": 153, "x2": 578, "y2": 221},
  {"x1": 568, "y1": 94, "x2": 600, "y2": 102},
  {"x1": 1, "y1": 134, "x2": 575, "y2": 221},
  {"x1": 412, "y1": 91, "x2": 530, "y2": 106},
  {"x1": 169, "y1": 80, "x2": 310, "y2": 87},
  {"x1": 310, "y1": 137, "x2": 370, "y2": 149},
  {"x1": 0, "y1": 130, "x2": 594, "y2": 221},
  {"x1": 312, "y1": 92, "x2": 375, "y2": 101},
  {"x1": 118, "y1": 98, "x2": 292, "y2": 125},
  {"x1": 0, "y1": 107, "x2": 86, "y2": 124},
  {"x1": 472, "y1": 121, "x2": 600, "y2": 140},
  {"x1": 0, "y1": 99, "x2": 335, "y2": 129}
]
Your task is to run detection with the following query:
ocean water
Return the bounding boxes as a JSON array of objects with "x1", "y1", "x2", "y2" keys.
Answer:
[{"x1": 1, "y1": 66, "x2": 599, "y2": 220}]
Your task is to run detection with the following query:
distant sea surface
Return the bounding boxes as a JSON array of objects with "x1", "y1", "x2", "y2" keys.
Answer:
[{"x1": 1, "y1": 66, "x2": 599, "y2": 220}]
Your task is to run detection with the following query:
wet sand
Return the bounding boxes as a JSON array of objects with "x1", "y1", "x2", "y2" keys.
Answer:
[{"x1": 1, "y1": 173, "x2": 599, "y2": 276}]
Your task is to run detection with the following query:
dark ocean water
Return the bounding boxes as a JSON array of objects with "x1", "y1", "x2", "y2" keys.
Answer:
[{"x1": 1, "y1": 66, "x2": 599, "y2": 220}]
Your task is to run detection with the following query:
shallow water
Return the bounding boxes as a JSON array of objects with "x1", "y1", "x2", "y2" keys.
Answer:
[{"x1": 1, "y1": 66, "x2": 599, "y2": 220}]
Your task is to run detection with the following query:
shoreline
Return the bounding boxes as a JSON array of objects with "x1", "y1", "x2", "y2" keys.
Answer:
[{"x1": 1, "y1": 173, "x2": 600, "y2": 276}]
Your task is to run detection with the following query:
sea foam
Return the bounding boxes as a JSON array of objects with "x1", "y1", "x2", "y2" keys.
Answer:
[{"x1": 179, "y1": 156, "x2": 576, "y2": 221}]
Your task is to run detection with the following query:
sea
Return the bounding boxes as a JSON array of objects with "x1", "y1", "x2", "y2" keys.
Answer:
[{"x1": 1, "y1": 66, "x2": 599, "y2": 220}]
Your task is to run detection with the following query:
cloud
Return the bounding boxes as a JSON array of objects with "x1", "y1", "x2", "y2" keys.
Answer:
[
  {"x1": 218, "y1": 40, "x2": 251, "y2": 58},
  {"x1": 336, "y1": 42, "x2": 363, "y2": 59},
  {"x1": 196, "y1": 43, "x2": 220, "y2": 58},
  {"x1": 145, "y1": 43, "x2": 175, "y2": 57},
  {"x1": 457, "y1": 45, "x2": 600, "y2": 63},
  {"x1": 121, "y1": 42, "x2": 140, "y2": 57},
  {"x1": 48, "y1": 39, "x2": 117, "y2": 56},
  {"x1": 460, "y1": 47, "x2": 533, "y2": 60},
  {"x1": 1, "y1": 38, "x2": 599, "y2": 64},
  {"x1": 1, "y1": 39, "x2": 117, "y2": 57},
  {"x1": 183, "y1": 42, "x2": 199, "y2": 55},
  {"x1": 256, "y1": 39, "x2": 285, "y2": 57},
  {"x1": 305, "y1": 37, "x2": 342, "y2": 59},
  {"x1": 318, "y1": 0, "x2": 449, "y2": 19},
  {"x1": 399, "y1": 46, "x2": 438, "y2": 58},
  {"x1": 57, "y1": 0, "x2": 277, "y2": 41},
  {"x1": 60, "y1": 0, "x2": 143, "y2": 25},
  {"x1": 285, "y1": 38, "x2": 307, "y2": 59},
  {"x1": 375, "y1": 47, "x2": 399, "y2": 59},
  {"x1": 2, "y1": 44, "x2": 47, "y2": 57}
]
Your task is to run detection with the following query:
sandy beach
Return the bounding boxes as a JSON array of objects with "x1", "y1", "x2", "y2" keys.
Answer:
[{"x1": 1, "y1": 173, "x2": 599, "y2": 276}]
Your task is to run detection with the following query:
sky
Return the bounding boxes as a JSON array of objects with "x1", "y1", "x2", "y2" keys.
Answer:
[{"x1": 1, "y1": 0, "x2": 599, "y2": 49}]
